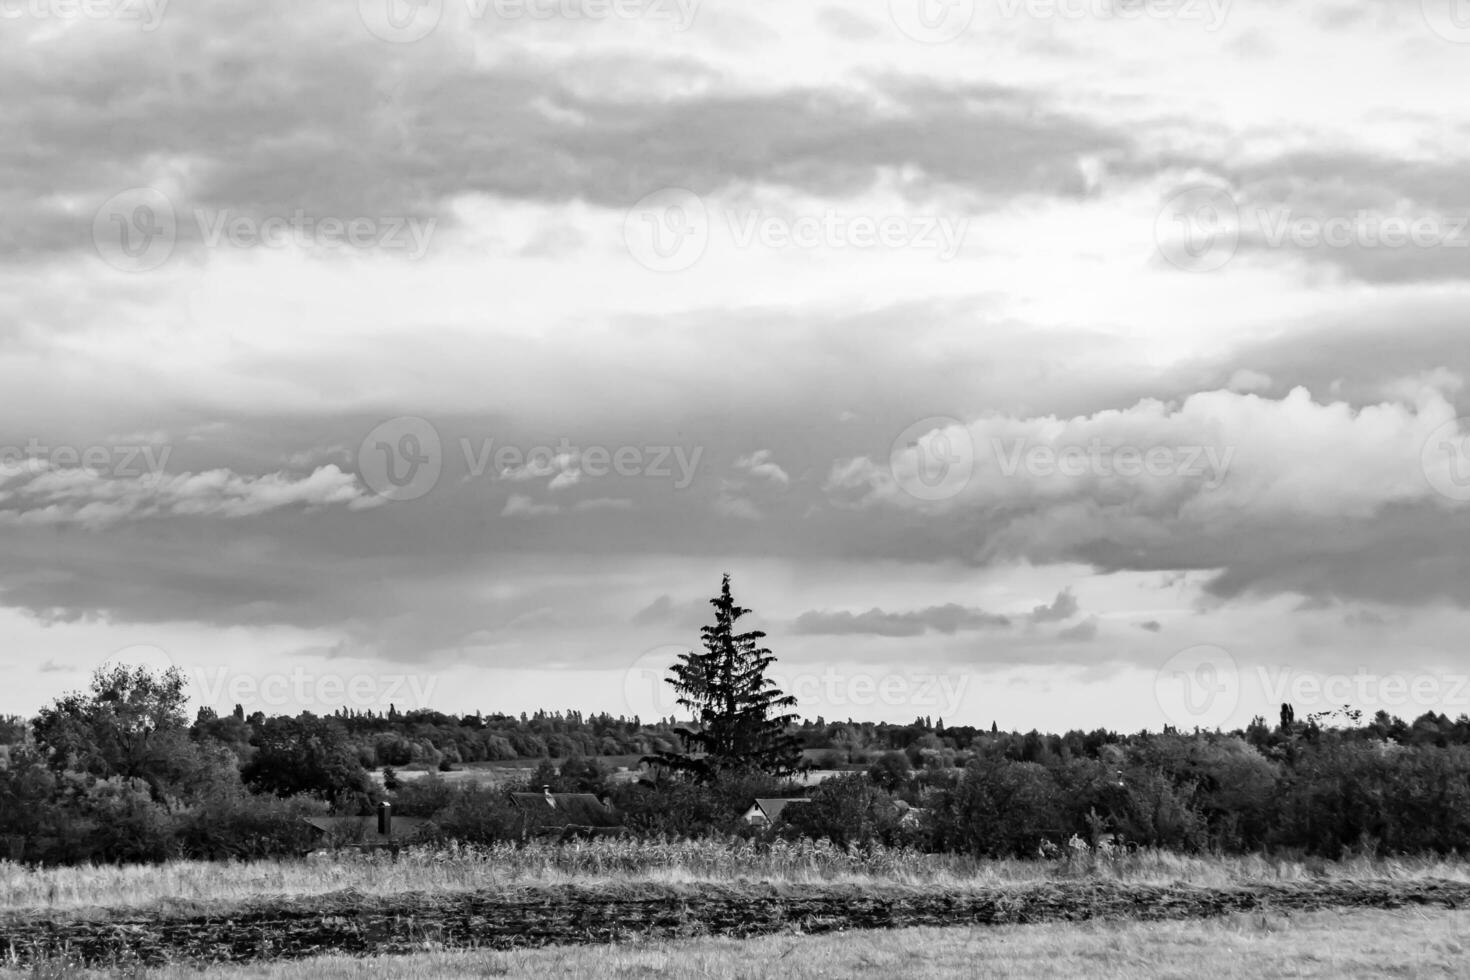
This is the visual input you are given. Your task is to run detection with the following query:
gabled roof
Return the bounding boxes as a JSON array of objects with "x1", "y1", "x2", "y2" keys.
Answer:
[
  {"x1": 507, "y1": 792, "x2": 622, "y2": 829},
  {"x1": 750, "y1": 797, "x2": 811, "y2": 822},
  {"x1": 302, "y1": 815, "x2": 433, "y2": 841}
]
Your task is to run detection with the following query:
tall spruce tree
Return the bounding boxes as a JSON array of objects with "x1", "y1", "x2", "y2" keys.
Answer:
[{"x1": 649, "y1": 574, "x2": 802, "y2": 782}]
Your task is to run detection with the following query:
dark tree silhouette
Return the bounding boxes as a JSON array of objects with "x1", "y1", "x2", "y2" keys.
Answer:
[{"x1": 648, "y1": 575, "x2": 802, "y2": 782}]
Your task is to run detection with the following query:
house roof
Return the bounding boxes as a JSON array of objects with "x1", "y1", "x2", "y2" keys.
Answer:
[
  {"x1": 302, "y1": 815, "x2": 433, "y2": 840},
  {"x1": 507, "y1": 792, "x2": 622, "y2": 829},
  {"x1": 751, "y1": 798, "x2": 811, "y2": 821}
]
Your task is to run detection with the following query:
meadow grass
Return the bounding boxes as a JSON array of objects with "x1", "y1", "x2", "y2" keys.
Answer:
[
  {"x1": 5, "y1": 907, "x2": 1465, "y2": 979},
  {"x1": 4, "y1": 838, "x2": 1468, "y2": 915}
]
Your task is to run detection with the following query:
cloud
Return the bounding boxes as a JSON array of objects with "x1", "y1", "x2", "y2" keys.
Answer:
[
  {"x1": 714, "y1": 489, "x2": 763, "y2": 521},
  {"x1": 1029, "y1": 588, "x2": 1079, "y2": 623},
  {"x1": 0, "y1": 463, "x2": 378, "y2": 529},
  {"x1": 1057, "y1": 617, "x2": 1100, "y2": 642},
  {"x1": 548, "y1": 468, "x2": 582, "y2": 491},
  {"x1": 501, "y1": 452, "x2": 577, "y2": 486},
  {"x1": 573, "y1": 497, "x2": 633, "y2": 512},
  {"x1": 631, "y1": 593, "x2": 710, "y2": 628},
  {"x1": 1227, "y1": 370, "x2": 1272, "y2": 394},
  {"x1": 2, "y1": 3, "x2": 1132, "y2": 266},
  {"x1": 734, "y1": 450, "x2": 791, "y2": 487},
  {"x1": 501, "y1": 493, "x2": 560, "y2": 518},
  {"x1": 838, "y1": 386, "x2": 1468, "y2": 522},
  {"x1": 1134, "y1": 620, "x2": 1163, "y2": 632},
  {"x1": 791, "y1": 604, "x2": 1011, "y2": 637}
]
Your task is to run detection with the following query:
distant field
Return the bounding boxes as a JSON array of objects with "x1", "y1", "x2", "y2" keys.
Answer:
[
  {"x1": 5, "y1": 907, "x2": 1466, "y2": 978},
  {"x1": 376, "y1": 757, "x2": 845, "y2": 787}
]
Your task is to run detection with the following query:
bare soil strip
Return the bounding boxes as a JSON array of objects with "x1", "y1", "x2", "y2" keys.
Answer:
[{"x1": 5, "y1": 879, "x2": 1469, "y2": 967}]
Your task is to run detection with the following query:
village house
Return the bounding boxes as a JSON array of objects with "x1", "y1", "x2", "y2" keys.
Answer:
[
  {"x1": 507, "y1": 786, "x2": 626, "y2": 840},
  {"x1": 302, "y1": 802, "x2": 432, "y2": 851},
  {"x1": 741, "y1": 797, "x2": 811, "y2": 827}
]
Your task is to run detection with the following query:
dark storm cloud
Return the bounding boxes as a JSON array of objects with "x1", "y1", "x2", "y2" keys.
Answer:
[{"x1": 1, "y1": 4, "x2": 1131, "y2": 262}]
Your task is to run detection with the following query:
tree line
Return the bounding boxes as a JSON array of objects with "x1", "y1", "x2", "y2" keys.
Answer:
[{"x1": 4, "y1": 576, "x2": 1470, "y2": 864}]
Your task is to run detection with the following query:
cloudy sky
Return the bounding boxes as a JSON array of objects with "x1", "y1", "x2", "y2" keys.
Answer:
[{"x1": 3, "y1": 0, "x2": 1470, "y2": 732}]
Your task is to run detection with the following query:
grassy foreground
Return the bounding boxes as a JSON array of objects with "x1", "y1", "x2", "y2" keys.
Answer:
[
  {"x1": 7, "y1": 839, "x2": 1470, "y2": 914},
  {"x1": 8, "y1": 907, "x2": 1466, "y2": 979}
]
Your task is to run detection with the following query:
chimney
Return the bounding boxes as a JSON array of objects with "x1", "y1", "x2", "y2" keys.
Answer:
[{"x1": 378, "y1": 801, "x2": 392, "y2": 837}]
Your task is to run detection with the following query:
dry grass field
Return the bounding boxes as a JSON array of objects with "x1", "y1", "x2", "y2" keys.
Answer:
[
  {"x1": 7, "y1": 843, "x2": 1470, "y2": 976},
  {"x1": 6, "y1": 839, "x2": 1468, "y2": 914},
  {"x1": 6, "y1": 907, "x2": 1466, "y2": 979}
]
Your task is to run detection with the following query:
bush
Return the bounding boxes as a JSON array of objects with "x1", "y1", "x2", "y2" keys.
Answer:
[
  {"x1": 175, "y1": 790, "x2": 327, "y2": 860},
  {"x1": 781, "y1": 774, "x2": 903, "y2": 848},
  {"x1": 429, "y1": 785, "x2": 522, "y2": 844}
]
